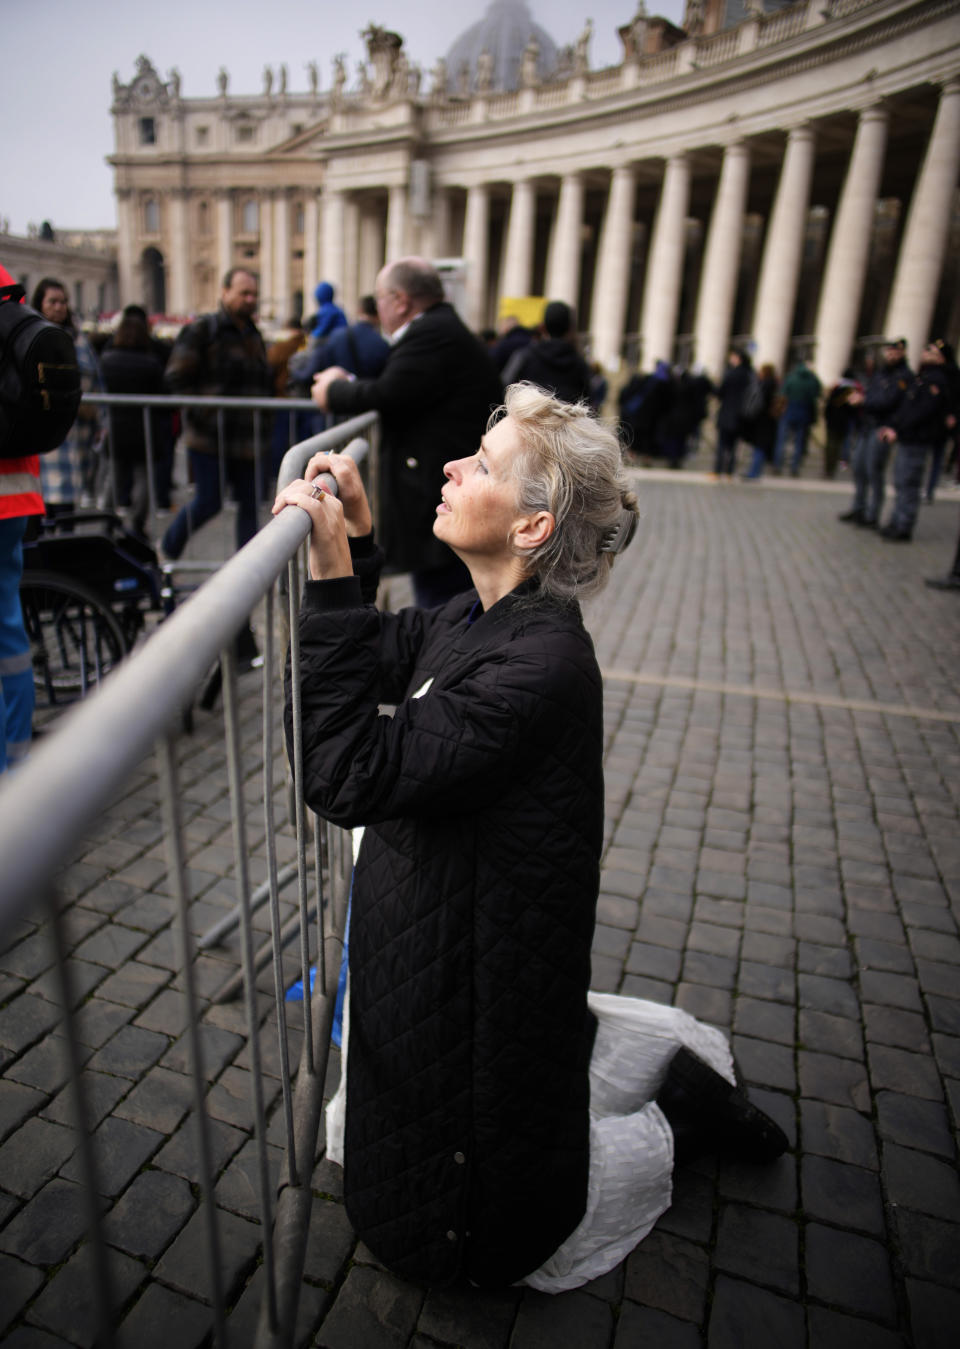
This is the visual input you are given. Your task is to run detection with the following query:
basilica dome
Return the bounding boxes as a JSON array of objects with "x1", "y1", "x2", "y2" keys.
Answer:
[{"x1": 444, "y1": 0, "x2": 559, "y2": 93}]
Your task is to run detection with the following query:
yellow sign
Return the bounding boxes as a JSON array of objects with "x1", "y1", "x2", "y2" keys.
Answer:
[{"x1": 498, "y1": 296, "x2": 547, "y2": 328}]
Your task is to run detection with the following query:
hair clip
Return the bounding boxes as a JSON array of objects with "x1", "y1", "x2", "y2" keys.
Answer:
[{"x1": 600, "y1": 508, "x2": 638, "y2": 555}]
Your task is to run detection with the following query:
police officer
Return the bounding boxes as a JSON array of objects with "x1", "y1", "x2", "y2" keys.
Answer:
[
  {"x1": 839, "y1": 338, "x2": 912, "y2": 529},
  {"x1": 877, "y1": 339, "x2": 953, "y2": 542}
]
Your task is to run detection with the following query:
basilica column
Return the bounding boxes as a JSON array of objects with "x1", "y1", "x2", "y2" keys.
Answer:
[
  {"x1": 752, "y1": 125, "x2": 816, "y2": 374},
  {"x1": 321, "y1": 189, "x2": 346, "y2": 292},
  {"x1": 501, "y1": 179, "x2": 536, "y2": 298},
  {"x1": 545, "y1": 173, "x2": 584, "y2": 309},
  {"x1": 814, "y1": 105, "x2": 889, "y2": 384},
  {"x1": 884, "y1": 79, "x2": 960, "y2": 359},
  {"x1": 216, "y1": 190, "x2": 233, "y2": 285},
  {"x1": 343, "y1": 197, "x2": 360, "y2": 312},
  {"x1": 167, "y1": 189, "x2": 191, "y2": 315},
  {"x1": 590, "y1": 165, "x2": 636, "y2": 371},
  {"x1": 463, "y1": 183, "x2": 490, "y2": 331},
  {"x1": 420, "y1": 187, "x2": 451, "y2": 263},
  {"x1": 694, "y1": 141, "x2": 751, "y2": 379},
  {"x1": 259, "y1": 191, "x2": 275, "y2": 319},
  {"x1": 641, "y1": 154, "x2": 691, "y2": 367},
  {"x1": 273, "y1": 189, "x2": 291, "y2": 321},
  {"x1": 359, "y1": 207, "x2": 384, "y2": 294},
  {"x1": 115, "y1": 189, "x2": 138, "y2": 305},
  {"x1": 303, "y1": 192, "x2": 320, "y2": 305},
  {"x1": 386, "y1": 183, "x2": 408, "y2": 261}
]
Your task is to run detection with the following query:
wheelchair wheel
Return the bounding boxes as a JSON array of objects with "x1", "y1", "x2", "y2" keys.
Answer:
[{"x1": 20, "y1": 569, "x2": 129, "y2": 706}]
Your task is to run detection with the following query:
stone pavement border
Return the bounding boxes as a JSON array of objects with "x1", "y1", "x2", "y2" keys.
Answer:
[{"x1": 1, "y1": 468, "x2": 959, "y2": 1347}]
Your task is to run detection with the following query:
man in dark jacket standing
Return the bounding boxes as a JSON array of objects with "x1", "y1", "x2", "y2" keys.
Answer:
[
  {"x1": 501, "y1": 300, "x2": 593, "y2": 405},
  {"x1": 161, "y1": 267, "x2": 272, "y2": 560},
  {"x1": 877, "y1": 339, "x2": 952, "y2": 542},
  {"x1": 839, "y1": 338, "x2": 912, "y2": 528},
  {"x1": 713, "y1": 348, "x2": 752, "y2": 478},
  {"x1": 312, "y1": 257, "x2": 502, "y2": 607}
]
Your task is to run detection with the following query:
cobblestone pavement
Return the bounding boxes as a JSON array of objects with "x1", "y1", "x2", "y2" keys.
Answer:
[{"x1": 1, "y1": 472, "x2": 959, "y2": 1348}]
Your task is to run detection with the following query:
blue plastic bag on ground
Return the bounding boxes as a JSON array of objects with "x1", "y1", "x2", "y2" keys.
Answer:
[{"x1": 285, "y1": 905, "x2": 349, "y2": 1048}]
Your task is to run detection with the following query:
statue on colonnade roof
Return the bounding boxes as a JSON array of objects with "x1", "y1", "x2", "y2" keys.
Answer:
[{"x1": 362, "y1": 21, "x2": 404, "y2": 98}]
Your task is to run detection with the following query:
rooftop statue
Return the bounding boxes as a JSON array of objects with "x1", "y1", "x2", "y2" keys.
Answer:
[
  {"x1": 520, "y1": 36, "x2": 540, "y2": 88},
  {"x1": 476, "y1": 48, "x2": 494, "y2": 93},
  {"x1": 575, "y1": 18, "x2": 593, "y2": 74},
  {"x1": 332, "y1": 54, "x2": 347, "y2": 102}
]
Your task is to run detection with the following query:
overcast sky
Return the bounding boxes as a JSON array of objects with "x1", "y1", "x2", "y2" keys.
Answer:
[{"x1": 0, "y1": 0, "x2": 685, "y2": 236}]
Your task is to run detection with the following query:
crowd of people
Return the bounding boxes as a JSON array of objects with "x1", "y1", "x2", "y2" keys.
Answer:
[
  {"x1": 612, "y1": 338, "x2": 960, "y2": 545},
  {"x1": 23, "y1": 266, "x2": 960, "y2": 563}
]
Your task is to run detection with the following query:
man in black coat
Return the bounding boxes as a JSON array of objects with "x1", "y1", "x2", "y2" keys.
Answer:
[{"x1": 312, "y1": 257, "x2": 503, "y2": 607}]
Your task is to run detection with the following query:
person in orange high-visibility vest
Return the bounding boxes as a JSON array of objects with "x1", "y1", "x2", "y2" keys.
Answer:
[{"x1": 0, "y1": 262, "x2": 44, "y2": 771}]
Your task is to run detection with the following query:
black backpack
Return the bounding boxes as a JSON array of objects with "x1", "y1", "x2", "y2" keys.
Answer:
[{"x1": 0, "y1": 284, "x2": 82, "y2": 457}]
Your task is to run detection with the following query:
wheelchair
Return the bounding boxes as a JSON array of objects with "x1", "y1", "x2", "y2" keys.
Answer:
[{"x1": 20, "y1": 510, "x2": 172, "y2": 709}]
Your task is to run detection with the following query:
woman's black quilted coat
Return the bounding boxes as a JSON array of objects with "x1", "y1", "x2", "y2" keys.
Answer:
[{"x1": 286, "y1": 565, "x2": 603, "y2": 1287}]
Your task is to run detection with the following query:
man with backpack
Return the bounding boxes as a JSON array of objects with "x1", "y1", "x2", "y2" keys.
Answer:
[{"x1": 160, "y1": 267, "x2": 272, "y2": 561}]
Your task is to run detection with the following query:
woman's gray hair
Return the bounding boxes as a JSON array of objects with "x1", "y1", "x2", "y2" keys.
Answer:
[{"x1": 498, "y1": 382, "x2": 639, "y2": 602}]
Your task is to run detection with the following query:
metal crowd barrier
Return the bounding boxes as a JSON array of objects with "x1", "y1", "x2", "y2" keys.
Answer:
[
  {"x1": 84, "y1": 391, "x2": 321, "y2": 569},
  {"x1": 0, "y1": 411, "x2": 379, "y2": 1347}
]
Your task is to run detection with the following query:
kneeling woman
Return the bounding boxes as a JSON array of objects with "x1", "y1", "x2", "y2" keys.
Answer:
[{"x1": 274, "y1": 383, "x2": 785, "y2": 1293}]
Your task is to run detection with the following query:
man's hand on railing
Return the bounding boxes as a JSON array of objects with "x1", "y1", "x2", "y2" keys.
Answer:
[{"x1": 311, "y1": 366, "x2": 352, "y2": 411}]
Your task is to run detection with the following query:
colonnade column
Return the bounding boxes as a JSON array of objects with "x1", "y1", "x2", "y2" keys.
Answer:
[
  {"x1": 590, "y1": 165, "x2": 636, "y2": 371},
  {"x1": 501, "y1": 179, "x2": 536, "y2": 299},
  {"x1": 545, "y1": 174, "x2": 584, "y2": 308},
  {"x1": 463, "y1": 183, "x2": 490, "y2": 331},
  {"x1": 386, "y1": 183, "x2": 408, "y2": 261},
  {"x1": 167, "y1": 189, "x2": 191, "y2": 316},
  {"x1": 884, "y1": 79, "x2": 960, "y2": 358},
  {"x1": 216, "y1": 190, "x2": 233, "y2": 287},
  {"x1": 273, "y1": 189, "x2": 291, "y2": 322},
  {"x1": 321, "y1": 189, "x2": 345, "y2": 291},
  {"x1": 640, "y1": 154, "x2": 691, "y2": 367},
  {"x1": 814, "y1": 105, "x2": 888, "y2": 384},
  {"x1": 694, "y1": 141, "x2": 751, "y2": 379},
  {"x1": 259, "y1": 190, "x2": 274, "y2": 318},
  {"x1": 303, "y1": 192, "x2": 320, "y2": 304},
  {"x1": 752, "y1": 125, "x2": 816, "y2": 375}
]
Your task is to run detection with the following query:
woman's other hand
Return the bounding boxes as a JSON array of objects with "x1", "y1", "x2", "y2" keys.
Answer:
[
  {"x1": 271, "y1": 478, "x2": 353, "y2": 582},
  {"x1": 304, "y1": 451, "x2": 373, "y2": 538}
]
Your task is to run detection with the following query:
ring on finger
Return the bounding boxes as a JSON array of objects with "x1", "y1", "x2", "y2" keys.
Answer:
[{"x1": 309, "y1": 482, "x2": 325, "y2": 500}]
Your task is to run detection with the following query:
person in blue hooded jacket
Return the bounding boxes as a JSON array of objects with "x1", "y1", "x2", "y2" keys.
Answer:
[{"x1": 307, "y1": 281, "x2": 347, "y2": 341}]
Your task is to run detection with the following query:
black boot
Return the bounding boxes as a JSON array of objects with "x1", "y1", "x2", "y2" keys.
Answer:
[{"x1": 656, "y1": 1046, "x2": 788, "y2": 1165}]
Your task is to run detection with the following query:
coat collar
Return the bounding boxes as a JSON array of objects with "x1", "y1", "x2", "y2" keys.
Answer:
[{"x1": 450, "y1": 578, "x2": 578, "y2": 654}]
